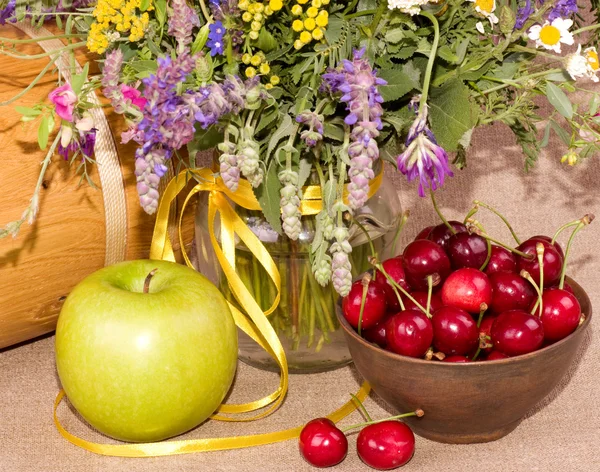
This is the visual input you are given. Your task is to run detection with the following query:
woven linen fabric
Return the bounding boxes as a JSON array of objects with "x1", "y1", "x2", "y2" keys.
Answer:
[{"x1": 1, "y1": 122, "x2": 599, "y2": 471}]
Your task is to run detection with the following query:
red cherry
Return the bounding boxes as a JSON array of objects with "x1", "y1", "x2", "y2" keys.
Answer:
[
  {"x1": 432, "y1": 306, "x2": 479, "y2": 356},
  {"x1": 537, "y1": 289, "x2": 581, "y2": 343},
  {"x1": 489, "y1": 272, "x2": 536, "y2": 313},
  {"x1": 443, "y1": 355, "x2": 471, "y2": 363},
  {"x1": 441, "y1": 268, "x2": 492, "y2": 314},
  {"x1": 299, "y1": 418, "x2": 348, "y2": 468},
  {"x1": 403, "y1": 240, "x2": 451, "y2": 290},
  {"x1": 357, "y1": 421, "x2": 415, "y2": 470},
  {"x1": 485, "y1": 245, "x2": 517, "y2": 275},
  {"x1": 342, "y1": 280, "x2": 387, "y2": 330},
  {"x1": 491, "y1": 310, "x2": 544, "y2": 356},
  {"x1": 478, "y1": 314, "x2": 497, "y2": 355},
  {"x1": 485, "y1": 351, "x2": 510, "y2": 361},
  {"x1": 385, "y1": 310, "x2": 433, "y2": 358},
  {"x1": 447, "y1": 232, "x2": 488, "y2": 269},
  {"x1": 428, "y1": 221, "x2": 467, "y2": 249},
  {"x1": 373, "y1": 257, "x2": 410, "y2": 311},
  {"x1": 415, "y1": 225, "x2": 434, "y2": 241},
  {"x1": 527, "y1": 235, "x2": 565, "y2": 259},
  {"x1": 403, "y1": 291, "x2": 444, "y2": 313},
  {"x1": 362, "y1": 317, "x2": 390, "y2": 348},
  {"x1": 547, "y1": 282, "x2": 575, "y2": 295},
  {"x1": 517, "y1": 239, "x2": 563, "y2": 286}
]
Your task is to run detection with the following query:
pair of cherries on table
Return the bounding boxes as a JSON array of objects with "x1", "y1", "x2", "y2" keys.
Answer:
[{"x1": 342, "y1": 215, "x2": 589, "y2": 362}]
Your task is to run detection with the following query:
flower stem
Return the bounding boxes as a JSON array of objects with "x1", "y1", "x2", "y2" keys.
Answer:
[
  {"x1": 418, "y1": 11, "x2": 441, "y2": 112},
  {"x1": 0, "y1": 41, "x2": 86, "y2": 60},
  {"x1": 572, "y1": 23, "x2": 600, "y2": 35},
  {"x1": 481, "y1": 68, "x2": 563, "y2": 95},
  {"x1": 345, "y1": 9, "x2": 377, "y2": 19},
  {"x1": 391, "y1": 210, "x2": 410, "y2": 257},
  {"x1": 0, "y1": 55, "x2": 57, "y2": 106},
  {"x1": 198, "y1": 0, "x2": 212, "y2": 23}
]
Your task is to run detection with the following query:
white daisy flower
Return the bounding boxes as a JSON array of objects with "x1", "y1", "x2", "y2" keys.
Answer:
[
  {"x1": 528, "y1": 18, "x2": 574, "y2": 53},
  {"x1": 387, "y1": 0, "x2": 438, "y2": 15},
  {"x1": 468, "y1": 0, "x2": 499, "y2": 28},
  {"x1": 584, "y1": 47, "x2": 599, "y2": 72},
  {"x1": 476, "y1": 21, "x2": 486, "y2": 34},
  {"x1": 565, "y1": 45, "x2": 599, "y2": 82}
]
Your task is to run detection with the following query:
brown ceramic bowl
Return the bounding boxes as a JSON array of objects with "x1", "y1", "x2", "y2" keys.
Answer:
[{"x1": 336, "y1": 277, "x2": 592, "y2": 444}]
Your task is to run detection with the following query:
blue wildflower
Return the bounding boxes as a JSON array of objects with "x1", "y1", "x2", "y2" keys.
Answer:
[
  {"x1": 515, "y1": 0, "x2": 534, "y2": 29},
  {"x1": 207, "y1": 21, "x2": 226, "y2": 56},
  {"x1": 0, "y1": 0, "x2": 15, "y2": 25},
  {"x1": 548, "y1": 0, "x2": 578, "y2": 21}
]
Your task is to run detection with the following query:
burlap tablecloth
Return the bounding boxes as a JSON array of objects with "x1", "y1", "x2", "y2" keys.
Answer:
[{"x1": 1, "y1": 122, "x2": 599, "y2": 471}]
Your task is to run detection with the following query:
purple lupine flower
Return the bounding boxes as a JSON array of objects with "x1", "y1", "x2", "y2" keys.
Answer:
[
  {"x1": 296, "y1": 110, "x2": 324, "y2": 147},
  {"x1": 548, "y1": 0, "x2": 577, "y2": 21},
  {"x1": 207, "y1": 21, "x2": 226, "y2": 57},
  {"x1": 101, "y1": 49, "x2": 125, "y2": 113},
  {"x1": 396, "y1": 105, "x2": 453, "y2": 197},
  {"x1": 322, "y1": 49, "x2": 386, "y2": 210},
  {"x1": 0, "y1": 0, "x2": 15, "y2": 24},
  {"x1": 515, "y1": 0, "x2": 534, "y2": 29},
  {"x1": 168, "y1": 0, "x2": 200, "y2": 54}
]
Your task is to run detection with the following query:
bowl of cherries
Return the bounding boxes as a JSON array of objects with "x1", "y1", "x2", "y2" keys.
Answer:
[{"x1": 337, "y1": 204, "x2": 593, "y2": 444}]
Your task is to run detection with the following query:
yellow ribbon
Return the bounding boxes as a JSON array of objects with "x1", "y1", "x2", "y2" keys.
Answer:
[{"x1": 54, "y1": 167, "x2": 382, "y2": 456}]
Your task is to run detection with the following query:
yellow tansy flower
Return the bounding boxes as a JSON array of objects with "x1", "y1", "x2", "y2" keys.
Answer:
[
  {"x1": 304, "y1": 18, "x2": 316, "y2": 30},
  {"x1": 291, "y1": 4, "x2": 303, "y2": 15},
  {"x1": 299, "y1": 31, "x2": 312, "y2": 43},
  {"x1": 269, "y1": 0, "x2": 283, "y2": 11},
  {"x1": 254, "y1": 2, "x2": 264, "y2": 12},
  {"x1": 251, "y1": 20, "x2": 262, "y2": 31},
  {"x1": 292, "y1": 19, "x2": 304, "y2": 31},
  {"x1": 254, "y1": 12, "x2": 264, "y2": 21},
  {"x1": 250, "y1": 54, "x2": 262, "y2": 66},
  {"x1": 312, "y1": 0, "x2": 322, "y2": 6},
  {"x1": 315, "y1": 14, "x2": 328, "y2": 27},
  {"x1": 270, "y1": 75, "x2": 280, "y2": 85},
  {"x1": 242, "y1": 11, "x2": 253, "y2": 22},
  {"x1": 245, "y1": 67, "x2": 257, "y2": 78},
  {"x1": 264, "y1": 6, "x2": 273, "y2": 15},
  {"x1": 294, "y1": 39, "x2": 305, "y2": 49},
  {"x1": 306, "y1": 6, "x2": 318, "y2": 17},
  {"x1": 259, "y1": 63, "x2": 271, "y2": 74},
  {"x1": 249, "y1": 30, "x2": 259, "y2": 40},
  {"x1": 312, "y1": 27, "x2": 324, "y2": 40},
  {"x1": 297, "y1": 0, "x2": 309, "y2": 4},
  {"x1": 238, "y1": 0, "x2": 249, "y2": 10},
  {"x1": 242, "y1": 53, "x2": 252, "y2": 64},
  {"x1": 266, "y1": 83, "x2": 274, "y2": 90}
]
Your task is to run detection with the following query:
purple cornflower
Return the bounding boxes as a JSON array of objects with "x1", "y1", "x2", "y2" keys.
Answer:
[
  {"x1": 515, "y1": 0, "x2": 534, "y2": 29},
  {"x1": 168, "y1": 0, "x2": 200, "y2": 54},
  {"x1": 0, "y1": 0, "x2": 15, "y2": 24},
  {"x1": 396, "y1": 105, "x2": 453, "y2": 198},
  {"x1": 322, "y1": 49, "x2": 386, "y2": 209},
  {"x1": 207, "y1": 21, "x2": 226, "y2": 57},
  {"x1": 548, "y1": 0, "x2": 578, "y2": 21},
  {"x1": 296, "y1": 111, "x2": 324, "y2": 147}
]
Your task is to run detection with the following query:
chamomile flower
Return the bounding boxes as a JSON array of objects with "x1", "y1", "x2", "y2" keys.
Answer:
[
  {"x1": 585, "y1": 47, "x2": 599, "y2": 72},
  {"x1": 565, "y1": 45, "x2": 599, "y2": 82},
  {"x1": 469, "y1": 0, "x2": 499, "y2": 29},
  {"x1": 528, "y1": 18, "x2": 574, "y2": 53}
]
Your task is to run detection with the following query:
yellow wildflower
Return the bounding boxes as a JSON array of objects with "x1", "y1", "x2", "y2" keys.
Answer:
[
  {"x1": 292, "y1": 19, "x2": 304, "y2": 31},
  {"x1": 242, "y1": 11, "x2": 253, "y2": 22},
  {"x1": 249, "y1": 30, "x2": 259, "y2": 40},
  {"x1": 254, "y1": 2, "x2": 264, "y2": 12},
  {"x1": 250, "y1": 54, "x2": 262, "y2": 66},
  {"x1": 304, "y1": 18, "x2": 316, "y2": 30},
  {"x1": 266, "y1": 83, "x2": 274, "y2": 90},
  {"x1": 321, "y1": 0, "x2": 329, "y2": 4},
  {"x1": 245, "y1": 67, "x2": 257, "y2": 78},
  {"x1": 291, "y1": 4, "x2": 303, "y2": 15},
  {"x1": 264, "y1": 6, "x2": 273, "y2": 15},
  {"x1": 242, "y1": 53, "x2": 252, "y2": 64},
  {"x1": 259, "y1": 63, "x2": 271, "y2": 74},
  {"x1": 269, "y1": 0, "x2": 283, "y2": 11},
  {"x1": 299, "y1": 31, "x2": 312, "y2": 43},
  {"x1": 251, "y1": 20, "x2": 262, "y2": 31},
  {"x1": 297, "y1": 0, "x2": 309, "y2": 4},
  {"x1": 270, "y1": 75, "x2": 280, "y2": 85},
  {"x1": 254, "y1": 12, "x2": 264, "y2": 21},
  {"x1": 306, "y1": 6, "x2": 318, "y2": 17},
  {"x1": 294, "y1": 39, "x2": 305, "y2": 49},
  {"x1": 312, "y1": 0, "x2": 322, "y2": 6},
  {"x1": 312, "y1": 27, "x2": 324, "y2": 40},
  {"x1": 315, "y1": 13, "x2": 328, "y2": 27},
  {"x1": 239, "y1": 0, "x2": 249, "y2": 10}
]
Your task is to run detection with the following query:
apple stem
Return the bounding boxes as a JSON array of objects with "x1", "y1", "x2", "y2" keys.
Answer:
[
  {"x1": 430, "y1": 191, "x2": 456, "y2": 234},
  {"x1": 341, "y1": 409, "x2": 424, "y2": 433},
  {"x1": 559, "y1": 214, "x2": 594, "y2": 290},
  {"x1": 473, "y1": 200, "x2": 521, "y2": 245},
  {"x1": 143, "y1": 269, "x2": 158, "y2": 294}
]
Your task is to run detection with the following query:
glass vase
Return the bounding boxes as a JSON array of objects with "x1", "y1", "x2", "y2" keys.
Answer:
[{"x1": 194, "y1": 167, "x2": 402, "y2": 373}]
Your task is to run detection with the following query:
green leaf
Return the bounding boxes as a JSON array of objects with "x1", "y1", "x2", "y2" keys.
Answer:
[
  {"x1": 549, "y1": 120, "x2": 571, "y2": 145},
  {"x1": 546, "y1": 70, "x2": 572, "y2": 82},
  {"x1": 377, "y1": 67, "x2": 420, "y2": 102},
  {"x1": 546, "y1": 81, "x2": 573, "y2": 119},
  {"x1": 256, "y1": 107, "x2": 279, "y2": 134},
  {"x1": 128, "y1": 60, "x2": 159, "y2": 74},
  {"x1": 324, "y1": 14, "x2": 345, "y2": 45},
  {"x1": 38, "y1": 116, "x2": 49, "y2": 150},
  {"x1": 297, "y1": 158, "x2": 312, "y2": 188},
  {"x1": 322, "y1": 178, "x2": 336, "y2": 213},
  {"x1": 256, "y1": 28, "x2": 278, "y2": 53},
  {"x1": 14, "y1": 106, "x2": 41, "y2": 117},
  {"x1": 254, "y1": 160, "x2": 283, "y2": 235},
  {"x1": 191, "y1": 23, "x2": 209, "y2": 55},
  {"x1": 323, "y1": 122, "x2": 344, "y2": 141},
  {"x1": 429, "y1": 79, "x2": 479, "y2": 152},
  {"x1": 540, "y1": 122, "x2": 551, "y2": 148},
  {"x1": 384, "y1": 29, "x2": 405, "y2": 44},
  {"x1": 154, "y1": 0, "x2": 167, "y2": 27},
  {"x1": 589, "y1": 94, "x2": 598, "y2": 116},
  {"x1": 187, "y1": 125, "x2": 223, "y2": 155},
  {"x1": 139, "y1": 0, "x2": 151, "y2": 11},
  {"x1": 437, "y1": 45, "x2": 459, "y2": 64},
  {"x1": 71, "y1": 62, "x2": 89, "y2": 96},
  {"x1": 267, "y1": 114, "x2": 294, "y2": 159}
]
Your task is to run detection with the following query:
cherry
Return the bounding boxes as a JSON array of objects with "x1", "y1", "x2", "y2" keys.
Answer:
[
  {"x1": 403, "y1": 291, "x2": 444, "y2": 313},
  {"x1": 299, "y1": 418, "x2": 348, "y2": 468},
  {"x1": 478, "y1": 314, "x2": 497, "y2": 355},
  {"x1": 443, "y1": 355, "x2": 471, "y2": 363},
  {"x1": 431, "y1": 306, "x2": 479, "y2": 356},
  {"x1": 447, "y1": 232, "x2": 488, "y2": 270},
  {"x1": 428, "y1": 221, "x2": 467, "y2": 249},
  {"x1": 536, "y1": 289, "x2": 581, "y2": 343},
  {"x1": 485, "y1": 245, "x2": 517, "y2": 275},
  {"x1": 517, "y1": 239, "x2": 563, "y2": 286},
  {"x1": 491, "y1": 310, "x2": 544, "y2": 356},
  {"x1": 441, "y1": 268, "x2": 492, "y2": 314},
  {"x1": 362, "y1": 317, "x2": 390, "y2": 348},
  {"x1": 357, "y1": 421, "x2": 415, "y2": 470},
  {"x1": 415, "y1": 225, "x2": 434, "y2": 241},
  {"x1": 489, "y1": 272, "x2": 536, "y2": 313},
  {"x1": 373, "y1": 257, "x2": 410, "y2": 311},
  {"x1": 528, "y1": 235, "x2": 565, "y2": 259},
  {"x1": 385, "y1": 309, "x2": 434, "y2": 358},
  {"x1": 342, "y1": 279, "x2": 387, "y2": 330},
  {"x1": 548, "y1": 282, "x2": 575, "y2": 295},
  {"x1": 403, "y1": 240, "x2": 451, "y2": 290},
  {"x1": 485, "y1": 351, "x2": 510, "y2": 361}
]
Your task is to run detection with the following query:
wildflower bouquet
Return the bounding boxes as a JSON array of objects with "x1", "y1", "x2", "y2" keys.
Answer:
[{"x1": 1, "y1": 0, "x2": 599, "y2": 299}]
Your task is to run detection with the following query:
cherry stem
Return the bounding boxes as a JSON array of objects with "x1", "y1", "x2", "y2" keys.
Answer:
[
  {"x1": 430, "y1": 191, "x2": 455, "y2": 234},
  {"x1": 369, "y1": 257, "x2": 427, "y2": 315},
  {"x1": 391, "y1": 210, "x2": 410, "y2": 257},
  {"x1": 352, "y1": 215, "x2": 378, "y2": 281},
  {"x1": 551, "y1": 219, "x2": 582, "y2": 245},
  {"x1": 467, "y1": 219, "x2": 534, "y2": 260},
  {"x1": 474, "y1": 200, "x2": 521, "y2": 245},
  {"x1": 463, "y1": 204, "x2": 479, "y2": 225},
  {"x1": 341, "y1": 409, "x2": 425, "y2": 433},
  {"x1": 479, "y1": 234, "x2": 492, "y2": 272},
  {"x1": 350, "y1": 393, "x2": 373, "y2": 422},
  {"x1": 536, "y1": 243, "x2": 545, "y2": 310},
  {"x1": 477, "y1": 303, "x2": 488, "y2": 328},
  {"x1": 357, "y1": 274, "x2": 370, "y2": 336},
  {"x1": 391, "y1": 282, "x2": 406, "y2": 311},
  {"x1": 426, "y1": 275, "x2": 433, "y2": 318},
  {"x1": 143, "y1": 269, "x2": 158, "y2": 294},
  {"x1": 559, "y1": 214, "x2": 594, "y2": 289},
  {"x1": 521, "y1": 270, "x2": 543, "y2": 316}
]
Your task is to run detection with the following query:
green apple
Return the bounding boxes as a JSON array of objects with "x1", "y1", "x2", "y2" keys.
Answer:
[{"x1": 55, "y1": 259, "x2": 238, "y2": 443}]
